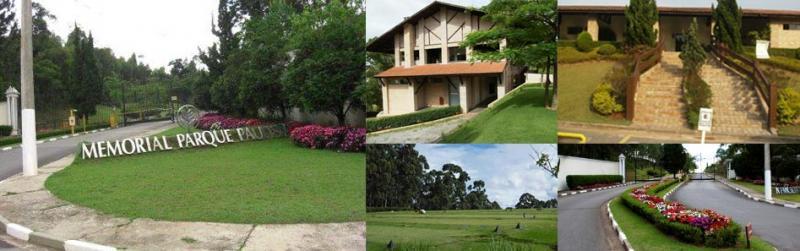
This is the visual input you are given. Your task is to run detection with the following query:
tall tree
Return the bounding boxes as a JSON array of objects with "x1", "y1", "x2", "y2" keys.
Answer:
[
  {"x1": 200, "y1": 0, "x2": 241, "y2": 112},
  {"x1": 0, "y1": 0, "x2": 18, "y2": 94},
  {"x1": 660, "y1": 144, "x2": 687, "y2": 178},
  {"x1": 282, "y1": 0, "x2": 365, "y2": 125},
  {"x1": 713, "y1": 0, "x2": 743, "y2": 53},
  {"x1": 679, "y1": 18, "x2": 707, "y2": 74},
  {"x1": 623, "y1": 0, "x2": 659, "y2": 48},
  {"x1": 65, "y1": 27, "x2": 104, "y2": 117},
  {"x1": 515, "y1": 193, "x2": 539, "y2": 209}
]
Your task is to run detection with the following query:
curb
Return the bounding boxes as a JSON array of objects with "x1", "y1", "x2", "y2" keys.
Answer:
[
  {"x1": 558, "y1": 182, "x2": 636, "y2": 198},
  {"x1": 0, "y1": 127, "x2": 111, "y2": 152},
  {"x1": 606, "y1": 201, "x2": 634, "y2": 251},
  {"x1": 661, "y1": 179, "x2": 687, "y2": 200},
  {"x1": 717, "y1": 179, "x2": 800, "y2": 209}
]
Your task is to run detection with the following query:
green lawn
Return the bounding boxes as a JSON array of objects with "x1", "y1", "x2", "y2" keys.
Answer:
[
  {"x1": 153, "y1": 125, "x2": 198, "y2": 137},
  {"x1": 730, "y1": 180, "x2": 800, "y2": 203},
  {"x1": 558, "y1": 61, "x2": 630, "y2": 125},
  {"x1": 610, "y1": 197, "x2": 775, "y2": 251},
  {"x1": 439, "y1": 84, "x2": 556, "y2": 143},
  {"x1": 627, "y1": 166, "x2": 667, "y2": 181},
  {"x1": 45, "y1": 139, "x2": 365, "y2": 224},
  {"x1": 557, "y1": 46, "x2": 627, "y2": 64},
  {"x1": 367, "y1": 209, "x2": 556, "y2": 251}
]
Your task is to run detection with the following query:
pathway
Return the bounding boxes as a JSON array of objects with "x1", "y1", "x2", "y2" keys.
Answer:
[
  {"x1": 631, "y1": 52, "x2": 690, "y2": 132},
  {"x1": 558, "y1": 184, "x2": 634, "y2": 251},
  {"x1": 672, "y1": 179, "x2": 800, "y2": 250},
  {"x1": 700, "y1": 58, "x2": 770, "y2": 136},
  {"x1": 366, "y1": 111, "x2": 479, "y2": 144}
]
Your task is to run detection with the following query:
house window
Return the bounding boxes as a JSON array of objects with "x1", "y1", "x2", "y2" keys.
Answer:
[
  {"x1": 567, "y1": 26, "x2": 585, "y2": 35},
  {"x1": 474, "y1": 43, "x2": 499, "y2": 53},
  {"x1": 448, "y1": 47, "x2": 467, "y2": 62},
  {"x1": 426, "y1": 48, "x2": 442, "y2": 64},
  {"x1": 414, "y1": 50, "x2": 420, "y2": 64},
  {"x1": 400, "y1": 52, "x2": 405, "y2": 63},
  {"x1": 784, "y1": 24, "x2": 800, "y2": 30}
]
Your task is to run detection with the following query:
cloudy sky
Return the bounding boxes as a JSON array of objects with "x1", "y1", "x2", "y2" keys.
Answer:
[
  {"x1": 414, "y1": 144, "x2": 558, "y2": 208},
  {"x1": 683, "y1": 144, "x2": 723, "y2": 173},
  {"x1": 14, "y1": 0, "x2": 218, "y2": 68},
  {"x1": 559, "y1": 0, "x2": 800, "y2": 10},
  {"x1": 366, "y1": 0, "x2": 490, "y2": 39}
]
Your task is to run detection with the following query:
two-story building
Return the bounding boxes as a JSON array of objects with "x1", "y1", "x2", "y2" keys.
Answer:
[
  {"x1": 367, "y1": 1, "x2": 525, "y2": 117},
  {"x1": 559, "y1": 4, "x2": 800, "y2": 51}
]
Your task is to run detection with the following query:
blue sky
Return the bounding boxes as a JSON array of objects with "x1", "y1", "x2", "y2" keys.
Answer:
[
  {"x1": 559, "y1": 0, "x2": 800, "y2": 10},
  {"x1": 367, "y1": 0, "x2": 491, "y2": 39},
  {"x1": 414, "y1": 144, "x2": 558, "y2": 208}
]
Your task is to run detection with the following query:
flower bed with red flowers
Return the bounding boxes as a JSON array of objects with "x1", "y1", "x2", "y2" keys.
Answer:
[
  {"x1": 289, "y1": 124, "x2": 365, "y2": 152},
  {"x1": 197, "y1": 113, "x2": 264, "y2": 130},
  {"x1": 621, "y1": 180, "x2": 740, "y2": 247}
]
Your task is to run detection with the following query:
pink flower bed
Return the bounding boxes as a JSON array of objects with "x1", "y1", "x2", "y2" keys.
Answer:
[
  {"x1": 289, "y1": 124, "x2": 365, "y2": 152},
  {"x1": 630, "y1": 184, "x2": 732, "y2": 234},
  {"x1": 197, "y1": 113, "x2": 263, "y2": 130}
]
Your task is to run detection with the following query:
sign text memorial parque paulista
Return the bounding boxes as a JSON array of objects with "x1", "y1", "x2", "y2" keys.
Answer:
[{"x1": 80, "y1": 124, "x2": 288, "y2": 159}]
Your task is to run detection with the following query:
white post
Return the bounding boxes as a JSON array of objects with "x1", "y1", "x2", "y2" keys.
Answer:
[
  {"x1": 5, "y1": 87, "x2": 20, "y2": 135},
  {"x1": 20, "y1": 0, "x2": 38, "y2": 176},
  {"x1": 764, "y1": 144, "x2": 772, "y2": 201},
  {"x1": 619, "y1": 154, "x2": 626, "y2": 182}
]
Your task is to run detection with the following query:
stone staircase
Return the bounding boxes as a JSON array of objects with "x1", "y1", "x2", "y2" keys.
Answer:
[
  {"x1": 631, "y1": 51, "x2": 770, "y2": 136},
  {"x1": 632, "y1": 52, "x2": 690, "y2": 132},
  {"x1": 700, "y1": 58, "x2": 770, "y2": 136}
]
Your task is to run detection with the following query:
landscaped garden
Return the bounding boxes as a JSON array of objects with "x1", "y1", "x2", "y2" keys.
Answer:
[
  {"x1": 439, "y1": 84, "x2": 556, "y2": 143},
  {"x1": 730, "y1": 179, "x2": 800, "y2": 203},
  {"x1": 611, "y1": 180, "x2": 775, "y2": 250},
  {"x1": 558, "y1": 61, "x2": 630, "y2": 125},
  {"x1": 366, "y1": 209, "x2": 556, "y2": 251}
]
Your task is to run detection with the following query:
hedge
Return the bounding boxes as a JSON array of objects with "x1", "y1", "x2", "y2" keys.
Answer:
[
  {"x1": 0, "y1": 125, "x2": 11, "y2": 137},
  {"x1": 621, "y1": 182, "x2": 740, "y2": 247},
  {"x1": 367, "y1": 106, "x2": 461, "y2": 132},
  {"x1": 0, "y1": 123, "x2": 110, "y2": 147},
  {"x1": 565, "y1": 175, "x2": 623, "y2": 190}
]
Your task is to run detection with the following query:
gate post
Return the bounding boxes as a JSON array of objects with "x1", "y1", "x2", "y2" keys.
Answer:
[
  {"x1": 764, "y1": 144, "x2": 772, "y2": 201},
  {"x1": 619, "y1": 154, "x2": 626, "y2": 182},
  {"x1": 5, "y1": 87, "x2": 20, "y2": 135}
]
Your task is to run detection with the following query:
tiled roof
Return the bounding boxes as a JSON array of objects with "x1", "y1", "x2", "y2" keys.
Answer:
[
  {"x1": 374, "y1": 62, "x2": 506, "y2": 78},
  {"x1": 558, "y1": 5, "x2": 800, "y2": 18}
]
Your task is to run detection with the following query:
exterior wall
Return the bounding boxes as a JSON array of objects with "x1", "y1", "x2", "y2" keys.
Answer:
[
  {"x1": 386, "y1": 83, "x2": 415, "y2": 115},
  {"x1": 559, "y1": 14, "x2": 588, "y2": 40},
  {"x1": 659, "y1": 16, "x2": 711, "y2": 51},
  {"x1": 423, "y1": 81, "x2": 449, "y2": 108},
  {"x1": 770, "y1": 18, "x2": 800, "y2": 49},
  {"x1": 557, "y1": 155, "x2": 621, "y2": 191},
  {"x1": 0, "y1": 101, "x2": 8, "y2": 125},
  {"x1": 587, "y1": 15, "x2": 599, "y2": 40}
]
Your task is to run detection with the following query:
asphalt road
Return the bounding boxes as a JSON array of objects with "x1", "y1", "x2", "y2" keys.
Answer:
[
  {"x1": 558, "y1": 184, "x2": 635, "y2": 251},
  {"x1": 0, "y1": 120, "x2": 173, "y2": 181},
  {"x1": 673, "y1": 179, "x2": 800, "y2": 250}
]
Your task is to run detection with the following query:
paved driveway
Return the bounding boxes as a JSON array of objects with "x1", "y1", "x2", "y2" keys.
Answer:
[
  {"x1": 673, "y1": 180, "x2": 800, "y2": 250},
  {"x1": 558, "y1": 184, "x2": 635, "y2": 251}
]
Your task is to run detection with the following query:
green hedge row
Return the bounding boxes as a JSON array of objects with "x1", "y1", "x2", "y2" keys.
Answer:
[
  {"x1": 0, "y1": 125, "x2": 11, "y2": 136},
  {"x1": 367, "y1": 106, "x2": 461, "y2": 132},
  {"x1": 565, "y1": 175, "x2": 623, "y2": 190},
  {"x1": 621, "y1": 182, "x2": 740, "y2": 247},
  {"x1": 0, "y1": 123, "x2": 110, "y2": 147}
]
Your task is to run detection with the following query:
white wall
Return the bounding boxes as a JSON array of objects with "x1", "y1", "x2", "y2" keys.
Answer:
[
  {"x1": 525, "y1": 73, "x2": 554, "y2": 84},
  {"x1": 0, "y1": 101, "x2": 8, "y2": 125},
  {"x1": 557, "y1": 155, "x2": 621, "y2": 191}
]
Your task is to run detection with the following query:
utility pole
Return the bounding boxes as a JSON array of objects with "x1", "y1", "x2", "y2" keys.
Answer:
[
  {"x1": 764, "y1": 144, "x2": 772, "y2": 201},
  {"x1": 20, "y1": 0, "x2": 37, "y2": 176}
]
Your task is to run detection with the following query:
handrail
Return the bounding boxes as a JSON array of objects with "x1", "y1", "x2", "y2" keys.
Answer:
[
  {"x1": 711, "y1": 43, "x2": 777, "y2": 132},
  {"x1": 626, "y1": 40, "x2": 665, "y2": 121},
  {"x1": 557, "y1": 132, "x2": 587, "y2": 144}
]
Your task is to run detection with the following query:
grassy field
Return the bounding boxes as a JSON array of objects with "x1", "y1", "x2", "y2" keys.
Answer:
[
  {"x1": 46, "y1": 139, "x2": 365, "y2": 224},
  {"x1": 367, "y1": 209, "x2": 556, "y2": 251},
  {"x1": 610, "y1": 197, "x2": 775, "y2": 250},
  {"x1": 730, "y1": 180, "x2": 800, "y2": 203},
  {"x1": 627, "y1": 166, "x2": 667, "y2": 181},
  {"x1": 439, "y1": 84, "x2": 556, "y2": 143},
  {"x1": 558, "y1": 61, "x2": 630, "y2": 125}
]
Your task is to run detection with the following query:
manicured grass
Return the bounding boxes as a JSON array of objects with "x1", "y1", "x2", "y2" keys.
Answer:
[
  {"x1": 45, "y1": 139, "x2": 365, "y2": 224},
  {"x1": 627, "y1": 166, "x2": 667, "y2": 181},
  {"x1": 730, "y1": 180, "x2": 800, "y2": 203},
  {"x1": 610, "y1": 197, "x2": 775, "y2": 251},
  {"x1": 367, "y1": 209, "x2": 556, "y2": 251},
  {"x1": 557, "y1": 46, "x2": 627, "y2": 64},
  {"x1": 153, "y1": 125, "x2": 198, "y2": 137},
  {"x1": 558, "y1": 61, "x2": 630, "y2": 125},
  {"x1": 439, "y1": 84, "x2": 556, "y2": 143}
]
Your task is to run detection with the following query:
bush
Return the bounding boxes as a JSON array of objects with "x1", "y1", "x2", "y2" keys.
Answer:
[
  {"x1": 684, "y1": 74, "x2": 712, "y2": 128},
  {"x1": 366, "y1": 106, "x2": 461, "y2": 132},
  {"x1": 289, "y1": 124, "x2": 365, "y2": 152},
  {"x1": 0, "y1": 125, "x2": 11, "y2": 136},
  {"x1": 596, "y1": 44, "x2": 618, "y2": 55},
  {"x1": 591, "y1": 83, "x2": 624, "y2": 115},
  {"x1": 576, "y1": 31, "x2": 595, "y2": 52},
  {"x1": 565, "y1": 175, "x2": 623, "y2": 190},
  {"x1": 197, "y1": 113, "x2": 263, "y2": 130},
  {"x1": 778, "y1": 87, "x2": 800, "y2": 124}
]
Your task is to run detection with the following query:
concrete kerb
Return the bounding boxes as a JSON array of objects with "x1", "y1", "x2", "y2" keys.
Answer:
[
  {"x1": 606, "y1": 201, "x2": 634, "y2": 251},
  {"x1": 0, "y1": 127, "x2": 111, "y2": 152},
  {"x1": 661, "y1": 179, "x2": 687, "y2": 201},
  {"x1": 558, "y1": 182, "x2": 636, "y2": 198},
  {"x1": 716, "y1": 178, "x2": 800, "y2": 209}
]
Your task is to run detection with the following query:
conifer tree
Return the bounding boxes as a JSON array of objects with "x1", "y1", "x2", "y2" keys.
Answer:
[
  {"x1": 713, "y1": 0, "x2": 743, "y2": 52},
  {"x1": 623, "y1": 0, "x2": 659, "y2": 47},
  {"x1": 680, "y1": 18, "x2": 707, "y2": 74}
]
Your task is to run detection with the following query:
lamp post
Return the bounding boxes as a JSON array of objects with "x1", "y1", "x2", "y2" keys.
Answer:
[{"x1": 20, "y1": 0, "x2": 37, "y2": 176}]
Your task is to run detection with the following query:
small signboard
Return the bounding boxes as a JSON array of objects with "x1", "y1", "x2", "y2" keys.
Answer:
[
  {"x1": 698, "y1": 108, "x2": 713, "y2": 132},
  {"x1": 171, "y1": 96, "x2": 178, "y2": 101},
  {"x1": 756, "y1": 40, "x2": 770, "y2": 59},
  {"x1": 68, "y1": 116, "x2": 76, "y2": 127}
]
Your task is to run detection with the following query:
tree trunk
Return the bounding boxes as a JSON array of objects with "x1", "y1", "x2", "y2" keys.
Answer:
[
  {"x1": 552, "y1": 56, "x2": 558, "y2": 110},
  {"x1": 544, "y1": 56, "x2": 551, "y2": 108}
]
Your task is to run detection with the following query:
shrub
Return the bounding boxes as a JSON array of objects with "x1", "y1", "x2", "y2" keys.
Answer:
[
  {"x1": 0, "y1": 125, "x2": 11, "y2": 136},
  {"x1": 596, "y1": 44, "x2": 617, "y2": 55},
  {"x1": 576, "y1": 31, "x2": 595, "y2": 52},
  {"x1": 591, "y1": 83, "x2": 624, "y2": 115},
  {"x1": 603, "y1": 63, "x2": 632, "y2": 98},
  {"x1": 778, "y1": 87, "x2": 800, "y2": 124},
  {"x1": 366, "y1": 106, "x2": 461, "y2": 132},
  {"x1": 684, "y1": 74, "x2": 712, "y2": 128},
  {"x1": 565, "y1": 175, "x2": 623, "y2": 190},
  {"x1": 197, "y1": 113, "x2": 263, "y2": 130},
  {"x1": 289, "y1": 125, "x2": 365, "y2": 152}
]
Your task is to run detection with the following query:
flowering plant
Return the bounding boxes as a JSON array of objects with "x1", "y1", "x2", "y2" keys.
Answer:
[
  {"x1": 197, "y1": 114, "x2": 263, "y2": 130},
  {"x1": 629, "y1": 183, "x2": 732, "y2": 235},
  {"x1": 289, "y1": 125, "x2": 365, "y2": 152}
]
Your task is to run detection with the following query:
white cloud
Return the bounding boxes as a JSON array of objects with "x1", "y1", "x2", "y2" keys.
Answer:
[{"x1": 415, "y1": 144, "x2": 558, "y2": 208}]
